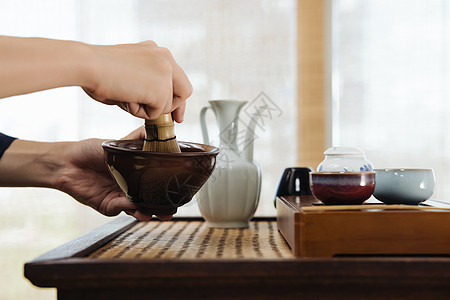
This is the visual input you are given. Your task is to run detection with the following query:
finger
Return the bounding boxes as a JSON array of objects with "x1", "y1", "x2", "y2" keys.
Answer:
[
  {"x1": 141, "y1": 40, "x2": 158, "y2": 47},
  {"x1": 145, "y1": 79, "x2": 173, "y2": 118},
  {"x1": 128, "y1": 102, "x2": 168, "y2": 120},
  {"x1": 122, "y1": 126, "x2": 145, "y2": 140},
  {"x1": 171, "y1": 60, "x2": 193, "y2": 103},
  {"x1": 131, "y1": 210, "x2": 154, "y2": 221},
  {"x1": 143, "y1": 104, "x2": 161, "y2": 120},
  {"x1": 124, "y1": 209, "x2": 136, "y2": 216},
  {"x1": 156, "y1": 215, "x2": 173, "y2": 221},
  {"x1": 172, "y1": 101, "x2": 186, "y2": 123},
  {"x1": 128, "y1": 103, "x2": 152, "y2": 119},
  {"x1": 162, "y1": 81, "x2": 174, "y2": 114},
  {"x1": 83, "y1": 87, "x2": 108, "y2": 102},
  {"x1": 116, "y1": 102, "x2": 129, "y2": 113},
  {"x1": 124, "y1": 209, "x2": 152, "y2": 222},
  {"x1": 102, "y1": 195, "x2": 140, "y2": 217}
]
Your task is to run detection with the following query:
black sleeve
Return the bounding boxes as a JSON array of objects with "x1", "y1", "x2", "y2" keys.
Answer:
[{"x1": 0, "y1": 132, "x2": 17, "y2": 160}]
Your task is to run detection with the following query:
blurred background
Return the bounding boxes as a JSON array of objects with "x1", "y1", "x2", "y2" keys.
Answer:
[
  {"x1": 1, "y1": 0, "x2": 450, "y2": 299},
  {"x1": 0, "y1": 0, "x2": 296, "y2": 298}
]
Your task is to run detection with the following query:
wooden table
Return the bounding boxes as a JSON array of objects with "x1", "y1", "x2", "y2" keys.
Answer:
[{"x1": 25, "y1": 216, "x2": 450, "y2": 299}]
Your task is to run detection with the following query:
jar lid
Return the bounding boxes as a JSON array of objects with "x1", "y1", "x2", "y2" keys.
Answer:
[{"x1": 324, "y1": 147, "x2": 364, "y2": 155}]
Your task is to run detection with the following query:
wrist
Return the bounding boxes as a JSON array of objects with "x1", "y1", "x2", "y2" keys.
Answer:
[
  {"x1": 0, "y1": 139, "x2": 69, "y2": 188},
  {"x1": 73, "y1": 42, "x2": 101, "y2": 91}
]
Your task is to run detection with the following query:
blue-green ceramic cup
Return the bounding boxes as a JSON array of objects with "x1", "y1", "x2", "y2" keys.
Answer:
[{"x1": 373, "y1": 168, "x2": 435, "y2": 205}]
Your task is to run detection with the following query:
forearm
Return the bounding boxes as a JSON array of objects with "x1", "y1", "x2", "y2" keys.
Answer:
[
  {"x1": 0, "y1": 139, "x2": 69, "y2": 188},
  {"x1": 0, "y1": 36, "x2": 95, "y2": 99}
]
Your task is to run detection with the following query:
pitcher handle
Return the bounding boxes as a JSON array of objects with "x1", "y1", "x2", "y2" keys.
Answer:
[{"x1": 200, "y1": 106, "x2": 211, "y2": 145}]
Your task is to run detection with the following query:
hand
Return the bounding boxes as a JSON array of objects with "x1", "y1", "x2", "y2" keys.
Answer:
[
  {"x1": 83, "y1": 41, "x2": 192, "y2": 122},
  {"x1": 56, "y1": 127, "x2": 172, "y2": 221},
  {"x1": 0, "y1": 37, "x2": 191, "y2": 122}
]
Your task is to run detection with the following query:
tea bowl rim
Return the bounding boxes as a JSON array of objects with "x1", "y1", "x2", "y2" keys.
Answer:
[
  {"x1": 102, "y1": 139, "x2": 220, "y2": 157},
  {"x1": 373, "y1": 168, "x2": 433, "y2": 172},
  {"x1": 310, "y1": 171, "x2": 375, "y2": 176}
]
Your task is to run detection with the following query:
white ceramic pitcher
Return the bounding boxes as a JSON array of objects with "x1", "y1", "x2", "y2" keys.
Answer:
[{"x1": 197, "y1": 100, "x2": 261, "y2": 228}]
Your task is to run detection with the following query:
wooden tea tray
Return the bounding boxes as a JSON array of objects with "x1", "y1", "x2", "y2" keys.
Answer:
[
  {"x1": 25, "y1": 216, "x2": 450, "y2": 299},
  {"x1": 277, "y1": 195, "x2": 450, "y2": 257}
]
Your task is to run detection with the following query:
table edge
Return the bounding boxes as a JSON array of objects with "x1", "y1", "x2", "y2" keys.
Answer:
[{"x1": 27, "y1": 215, "x2": 138, "y2": 264}]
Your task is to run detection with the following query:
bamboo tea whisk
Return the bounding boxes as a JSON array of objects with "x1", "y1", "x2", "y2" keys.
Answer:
[{"x1": 142, "y1": 113, "x2": 181, "y2": 153}]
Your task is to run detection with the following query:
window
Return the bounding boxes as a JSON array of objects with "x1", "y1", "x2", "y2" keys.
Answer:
[
  {"x1": 0, "y1": 1, "x2": 296, "y2": 298},
  {"x1": 332, "y1": 0, "x2": 450, "y2": 203}
]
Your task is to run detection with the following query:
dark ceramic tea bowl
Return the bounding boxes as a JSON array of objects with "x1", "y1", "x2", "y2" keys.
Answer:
[
  {"x1": 309, "y1": 171, "x2": 376, "y2": 205},
  {"x1": 102, "y1": 140, "x2": 219, "y2": 215}
]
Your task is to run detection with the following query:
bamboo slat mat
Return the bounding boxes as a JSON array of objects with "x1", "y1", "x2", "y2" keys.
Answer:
[{"x1": 89, "y1": 220, "x2": 293, "y2": 260}]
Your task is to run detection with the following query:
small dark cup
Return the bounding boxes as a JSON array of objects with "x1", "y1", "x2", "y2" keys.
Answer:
[
  {"x1": 274, "y1": 167, "x2": 313, "y2": 207},
  {"x1": 309, "y1": 171, "x2": 375, "y2": 205}
]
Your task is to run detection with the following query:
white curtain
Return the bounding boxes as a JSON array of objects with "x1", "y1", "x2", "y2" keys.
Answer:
[
  {"x1": 0, "y1": 1, "x2": 296, "y2": 298},
  {"x1": 332, "y1": 0, "x2": 450, "y2": 203}
]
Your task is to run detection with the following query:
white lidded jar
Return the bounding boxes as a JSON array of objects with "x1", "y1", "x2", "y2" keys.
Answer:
[{"x1": 317, "y1": 147, "x2": 374, "y2": 172}]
